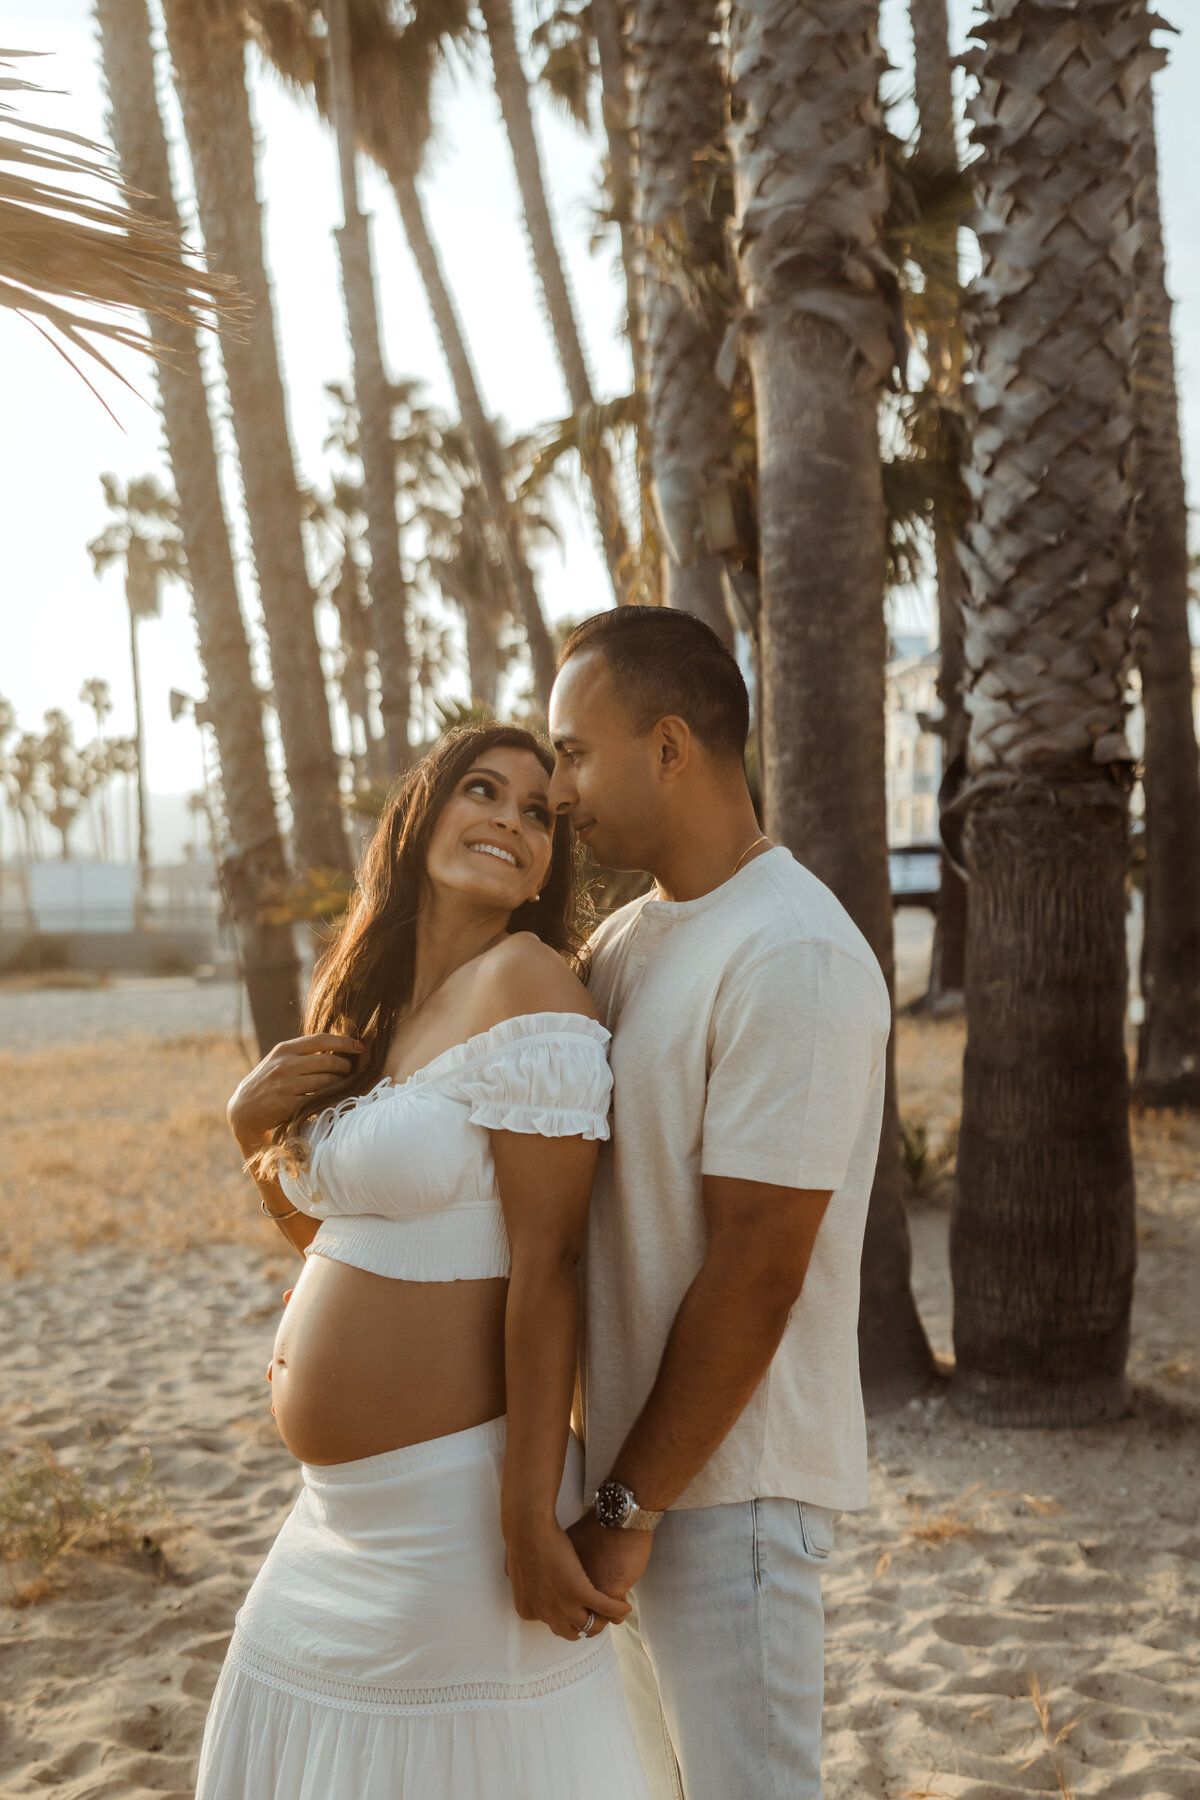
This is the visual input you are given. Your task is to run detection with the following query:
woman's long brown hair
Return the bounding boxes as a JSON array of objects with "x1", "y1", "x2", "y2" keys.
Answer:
[{"x1": 260, "y1": 724, "x2": 586, "y2": 1175}]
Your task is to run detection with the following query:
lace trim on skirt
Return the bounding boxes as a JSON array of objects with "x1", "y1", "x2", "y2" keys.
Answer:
[{"x1": 226, "y1": 1625, "x2": 617, "y2": 1718}]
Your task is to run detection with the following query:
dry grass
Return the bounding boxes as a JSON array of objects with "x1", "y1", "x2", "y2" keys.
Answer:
[
  {"x1": 1022, "y1": 1673, "x2": 1087, "y2": 1799},
  {"x1": 0, "y1": 1034, "x2": 267, "y2": 1275},
  {"x1": 901, "y1": 1484, "x2": 981, "y2": 1548},
  {"x1": 0, "y1": 1442, "x2": 167, "y2": 1606}
]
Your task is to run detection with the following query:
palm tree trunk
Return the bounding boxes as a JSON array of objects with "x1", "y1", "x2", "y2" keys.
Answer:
[
  {"x1": 326, "y1": 0, "x2": 416, "y2": 772},
  {"x1": 161, "y1": 0, "x2": 350, "y2": 877},
  {"x1": 126, "y1": 594, "x2": 151, "y2": 902},
  {"x1": 479, "y1": 0, "x2": 630, "y2": 603},
  {"x1": 729, "y1": 0, "x2": 934, "y2": 1408},
  {"x1": 388, "y1": 171, "x2": 558, "y2": 706},
  {"x1": 592, "y1": 0, "x2": 660, "y2": 606},
  {"x1": 244, "y1": 0, "x2": 558, "y2": 705},
  {"x1": 949, "y1": 0, "x2": 1152, "y2": 1426},
  {"x1": 1131, "y1": 65, "x2": 1200, "y2": 1108},
  {"x1": 909, "y1": 0, "x2": 968, "y2": 1006},
  {"x1": 630, "y1": 0, "x2": 734, "y2": 643},
  {"x1": 96, "y1": 0, "x2": 301, "y2": 1053}
]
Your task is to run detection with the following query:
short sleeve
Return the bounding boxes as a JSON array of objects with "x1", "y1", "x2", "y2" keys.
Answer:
[
  {"x1": 453, "y1": 1014, "x2": 613, "y2": 1140},
  {"x1": 701, "y1": 942, "x2": 889, "y2": 1190}
]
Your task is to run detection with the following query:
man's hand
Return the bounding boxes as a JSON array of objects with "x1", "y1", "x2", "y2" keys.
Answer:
[
  {"x1": 568, "y1": 1512, "x2": 654, "y2": 1603},
  {"x1": 504, "y1": 1522, "x2": 631, "y2": 1642}
]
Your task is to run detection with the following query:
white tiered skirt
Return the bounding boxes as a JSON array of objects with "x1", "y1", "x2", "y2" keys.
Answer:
[{"x1": 195, "y1": 1418, "x2": 649, "y2": 1800}]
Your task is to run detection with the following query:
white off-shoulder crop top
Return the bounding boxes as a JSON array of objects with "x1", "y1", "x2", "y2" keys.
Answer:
[{"x1": 276, "y1": 1011, "x2": 612, "y2": 1282}]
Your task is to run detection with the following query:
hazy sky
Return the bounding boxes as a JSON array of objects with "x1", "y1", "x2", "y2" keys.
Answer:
[{"x1": 2, "y1": 0, "x2": 1196, "y2": 805}]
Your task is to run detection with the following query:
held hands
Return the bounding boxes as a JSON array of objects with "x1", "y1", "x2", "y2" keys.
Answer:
[
  {"x1": 227, "y1": 1033, "x2": 364, "y2": 1154},
  {"x1": 568, "y1": 1512, "x2": 654, "y2": 1605},
  {"x1": 503, "y1": 1520, "x2": 631, "y2": 1643}
]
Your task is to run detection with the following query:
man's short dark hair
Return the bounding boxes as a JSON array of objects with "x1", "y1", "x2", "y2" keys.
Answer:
[{"x1": 557, "y1": 607, "x2": 749, "y2": 764}]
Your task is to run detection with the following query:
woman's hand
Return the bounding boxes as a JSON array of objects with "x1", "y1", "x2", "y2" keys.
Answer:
[
  {"x1": 503, "y1": 1521, "x2": 631, "y2": 1642},
  {"x1": 227, "y1": 1033, "x2": 364, "y2": 1154}
]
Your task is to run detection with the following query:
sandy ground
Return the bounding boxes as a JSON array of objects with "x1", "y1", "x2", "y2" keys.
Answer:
[{"x1": 1, "y1": 935, "x2": 1197, "y2": 1800}]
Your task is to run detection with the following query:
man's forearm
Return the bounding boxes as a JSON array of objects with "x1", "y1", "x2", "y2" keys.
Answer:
[{"x1": 607, "y1": 1252, "x2": 797, "y2": 1511}]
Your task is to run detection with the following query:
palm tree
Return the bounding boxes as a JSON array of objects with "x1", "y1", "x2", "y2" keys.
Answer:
[
  {"x1": 160, "y1": 0, "x2": 351, "y2": 877},
  {"x1": 325, "y1": 0, "x2": 417, "y2": 768},
  {"x1": 246, "y1": 0, "x2": 559, "y2": 708},
  {"x1": 95, "y1": 0, "x2": 302, "y2": 1053},
  {"x1": 88, "y1": 474, "x2": 187, "y2": 897},
  {"x1": 79, "y1": 677, "x2": 115, "y2": 860},
  {"x1": 0, "y1": 48, "x2": 233, "y2": 395},
  {"x1": 628, "y1": 0, "x2": 735, "y2": 642},
  {"x1": 308, "y1": 474, "x2": 388, "y2": 781},
  {"x1": 477, "y1": 0, "x2": 631, "y2": 602},
  {"x1": 1131, "y1": 57, "x2": 1200, "y2": 1109},
  {"x1": 948, "y1": 0, "x2": 1155, "y2": 1427},
  {"x1": 590, "y1": 0, "x2": 661, "y2": 607},
  {"x1": 727, "y1": 0, "x2": 934, "y2": 1408},
  {"x1": 907, "y1": 0, "x2": 969, "y2": 1004}
]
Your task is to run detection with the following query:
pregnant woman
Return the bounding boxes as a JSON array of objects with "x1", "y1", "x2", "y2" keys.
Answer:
[{"x1": 197, "y1": 724, "x2": 649, "y2": 1800}]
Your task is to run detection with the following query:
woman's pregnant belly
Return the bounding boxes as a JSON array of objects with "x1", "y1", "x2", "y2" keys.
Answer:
[{"x1": 269, "y1": 1253, "x2": 509, "y2": 1465}]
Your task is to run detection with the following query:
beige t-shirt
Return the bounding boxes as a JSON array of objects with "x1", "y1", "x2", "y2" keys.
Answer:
[{"x1": 580, "y1": 847, "x2": 890, "y2": 1513}]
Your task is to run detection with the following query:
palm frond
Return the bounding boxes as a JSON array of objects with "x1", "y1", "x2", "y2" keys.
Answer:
[
  {"x1": 0, "y1": 50, "x2": 239, "y2": 401},
  {"x1": 519, "y1": 391, "x2": 640, "y2": 498}
]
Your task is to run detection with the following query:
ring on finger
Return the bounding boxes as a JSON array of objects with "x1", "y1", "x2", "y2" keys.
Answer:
[{"x1": 575, "y1": 1609, "x2": 595, "y2": 1640}]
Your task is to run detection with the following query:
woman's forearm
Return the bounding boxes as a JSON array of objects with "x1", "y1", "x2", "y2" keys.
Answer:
[
  {"x1": 236, "y1": 1129, "x2": 321, "y2": 1257},
  {"x1": 501, "y1": 1252, "x2": 579, "y2": 1539}
]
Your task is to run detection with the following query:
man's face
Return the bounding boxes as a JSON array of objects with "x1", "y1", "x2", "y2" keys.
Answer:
[{"x1": 547, "y1": 652, "x2": 665, "y2": 871}]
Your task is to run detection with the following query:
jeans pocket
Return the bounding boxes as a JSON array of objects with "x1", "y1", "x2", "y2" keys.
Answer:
[{"x1": 797, "y1": 1501, "x2": 836, "y2": 1561}]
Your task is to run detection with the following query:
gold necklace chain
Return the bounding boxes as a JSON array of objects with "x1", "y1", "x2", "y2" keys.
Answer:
[{"x1": 731, "y1": 834, "x2": 771, "y2": 879}]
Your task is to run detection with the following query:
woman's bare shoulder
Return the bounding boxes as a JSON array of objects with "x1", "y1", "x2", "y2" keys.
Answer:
[{"x1": 472, "y1": 931, "x2": 598, "y2": 1029}]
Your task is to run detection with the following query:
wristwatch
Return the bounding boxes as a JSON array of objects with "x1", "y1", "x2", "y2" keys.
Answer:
[{"x1": 592, "y1": 1479, "x2": 663, "y2": 1532}]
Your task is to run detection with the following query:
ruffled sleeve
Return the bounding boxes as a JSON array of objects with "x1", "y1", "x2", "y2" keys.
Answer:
[{"x1": 451, "y1": 1012, "x2": 613, "y2": 1140}]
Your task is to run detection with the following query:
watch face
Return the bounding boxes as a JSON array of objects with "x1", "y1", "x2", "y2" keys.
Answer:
[{"x1": 594, "y1": 1481, "x2": 633, "y2": 1528}]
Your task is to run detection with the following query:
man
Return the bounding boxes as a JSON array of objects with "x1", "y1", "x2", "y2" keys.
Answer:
[{"x1": 546, "y1": 607, "x2": 891, "y2": 1800}]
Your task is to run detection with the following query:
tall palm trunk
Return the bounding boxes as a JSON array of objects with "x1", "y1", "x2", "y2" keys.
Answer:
[
  {"x1": 326, "y1": 0, "x2": 415, "y2": 772},
  {"x1": 479, "y1": 0, "x2": 630, "y2": 603},
  {"x1": 1131, "y1": 64, "x2": 1200, "y2": 1108},
  {"x1": 729, "y1": 0, "x2": 934, "y2": 1407},
  {"x1": 161, "y1": 0, "x2": 350, "y2": 877},
  {"x1": 910, "y1": 0, "x2": 968, "y2": 1002},
  {"x1": 246, "y1": 0, "x2": 557, "y2": 705},
  {"x1": 96, "y1": 0, "x2": 301, "y2": 1053},
  {"x1": 126, "y1": 594, "x2": 151, "y2": 901},
  {"x1": 592, "y1": 0, "x2": 661, "y2": 607},
  {"x1": 388, "y1": 171, "x2": 558, "y2": 706},
  {"x1": 630, "y1": 0, "x2": 734, "y2": 643},
  {"x1": 949, "y1": 0, "x2": 1154, "y2": 1426}
]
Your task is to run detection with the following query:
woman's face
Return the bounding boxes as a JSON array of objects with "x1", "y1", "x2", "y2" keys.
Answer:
[{"x1": 424, "y1": 746, "x2": 555, "y2": 914}]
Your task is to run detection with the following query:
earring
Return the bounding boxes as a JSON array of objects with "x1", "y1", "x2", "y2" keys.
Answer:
[{"x1": 531, "y1": 892, "x2": 541, "y2": 904}]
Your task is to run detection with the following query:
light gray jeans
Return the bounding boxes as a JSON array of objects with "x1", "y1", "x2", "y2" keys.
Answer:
[{"x1": 613, "y1": 1498, "x2": 836, "y2": 1800}]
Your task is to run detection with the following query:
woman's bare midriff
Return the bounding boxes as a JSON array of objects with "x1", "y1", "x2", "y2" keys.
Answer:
[{"x1": 269, "y1": 1253, "x2": 509, "y2": 1466}]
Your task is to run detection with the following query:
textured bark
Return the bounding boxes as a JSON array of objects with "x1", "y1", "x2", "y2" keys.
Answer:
[
  {"x1": 593, "y1": 0, "x2": 661, "y2": 605},
  {"x1": 953, "y1": 794, "x2": 1135, "y2": 1424},
  {"x1": 592, "y1": 0, "x2": 645, "y2": 396},
  {"x1": 95, "y1": 0, "x2": 300, "y2": 1054},
  {"x1": 480, "y1": 0, "x2": 630, "y2": 602},
  {"x1": 327, "y1": 0, "x2": 415, "y2": 771},
  {"x1": 162, "y1": 0, "x2": 350, "y2": 877},
  {"x1": 631, "y1": 0, "x2": 735, "y2": 642},
  {"x1": 910, "y1": 0, "x2": 968, "y2": 1005},
  {"x1": 1131, "y1": 68, "x2": 1200, "y2": 1108},
  {"x1": 952, "y1": 0, "x2": 1155, "y2": 1425},
  {"x1": 730, "y1": 0, "x2": 934, "y2": 1410}
]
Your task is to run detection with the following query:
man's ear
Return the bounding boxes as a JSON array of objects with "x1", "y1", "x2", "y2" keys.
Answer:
[{"x1": 654, "y1": 716, "x2": 692, "y2": 782}]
